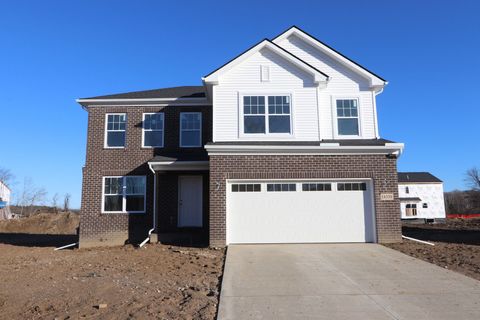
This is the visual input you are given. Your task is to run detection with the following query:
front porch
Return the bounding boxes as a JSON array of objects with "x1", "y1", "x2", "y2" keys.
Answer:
[{"x1": 148, "y1": 156, "x2": 209, "y2": 246}]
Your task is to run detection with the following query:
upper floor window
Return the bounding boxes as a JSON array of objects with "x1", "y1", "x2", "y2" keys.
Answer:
[
  {"x1": 336, "y1": 99, "x2": 359, "y2": 136},
  {"x1": 103, "y1": 176, "x2": 146, "y2": 213},
  {"x1": 180, "y1": 112, "x2": 202, "y2": 147},
  {"x1": 143, "y1": 113, "x2": 164, "y2": 148},
  {"x1": 405, "y1": 187, "x2": 410, "y2": 194},
  {"x1": 105, "y1": 113, "x2": 126, "y2": 148},
  {"x1": 243, "y1": 95, "x2": 291, "y2": 135}
]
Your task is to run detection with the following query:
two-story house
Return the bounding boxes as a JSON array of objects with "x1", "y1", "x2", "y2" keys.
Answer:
[
  {"x1": 398, "y1": 172, "x2": 446, "y2": 222},
  {"x1": 77, "y1": 26, "x2": 404, "y2": 248}
]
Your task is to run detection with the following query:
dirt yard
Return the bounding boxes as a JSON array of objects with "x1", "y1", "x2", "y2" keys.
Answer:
[
  {"x1": 385, "y1": 218, "x2": 480, "y2": 281},
  {"x1": 0, "y1": 243, "x2": 225, "y2": 320},
  {"x1": 0, "y1": 212, "x2": 80, "y2": 234}
]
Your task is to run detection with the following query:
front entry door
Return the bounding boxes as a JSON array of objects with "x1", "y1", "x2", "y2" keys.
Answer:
[{"x1": 178, "y1": 176, "x2": 203, "y2": 227}]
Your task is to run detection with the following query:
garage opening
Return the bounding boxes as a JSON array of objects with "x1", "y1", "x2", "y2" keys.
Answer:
[{"x1": 226, "y1": 180, "x2": 375, "y2": 244}]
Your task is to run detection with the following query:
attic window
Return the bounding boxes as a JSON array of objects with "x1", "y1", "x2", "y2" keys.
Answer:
[{"x1": 261, "y1": 65, "x2": 270, "y2": 82}]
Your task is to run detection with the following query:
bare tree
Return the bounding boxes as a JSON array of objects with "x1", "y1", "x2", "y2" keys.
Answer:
[
  {"x1": 63, "y1": 193, "x2": 71, "y2": 212},
  {"x1": 16, "y1": 178, "x2": 48, "y2": 216},
  {"x1": 445, "y1": 191, "x2": 468, "y2": 214},
  {"x1": 0, "y1": 167, "x2": 14, "y2": 186},
  {"x1": 51, "y1": 193, "x2": 59, "y2": 213},
  {"x1": 466, "y1": 167, "x2": 480, "y2": 191}
]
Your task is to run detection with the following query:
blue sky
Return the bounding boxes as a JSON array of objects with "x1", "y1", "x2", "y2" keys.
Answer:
[{"x1": 1, "y1": 1, "x2": 479, "y2": 208}]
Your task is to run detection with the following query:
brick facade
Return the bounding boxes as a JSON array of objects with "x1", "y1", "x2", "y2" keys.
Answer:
[
  {"x1": 209, "y1": 154, "x2": 401, "y2": 246},
  {"x1": 79, "y1": 105, "x2": 211, "y2": 248}
]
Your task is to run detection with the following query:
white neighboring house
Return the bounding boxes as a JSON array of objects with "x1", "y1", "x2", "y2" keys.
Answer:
[
  {"x1": 398, "y1": 172, "x2": 446, "y2": 221},
  {"x1": 0, "y1": 180, "x2": 12, "y2": 220}
]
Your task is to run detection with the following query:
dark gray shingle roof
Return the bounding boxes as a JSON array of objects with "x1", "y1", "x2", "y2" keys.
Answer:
[
  {"x1": 80, "y1": 86, "x2": 206, "y2": 100},
  {"x1": 398, "y1": 172, "x2": 442, "y2": 183},
  {"x1": 149, "y1": 153, "x2": 208, "y2": 163}
]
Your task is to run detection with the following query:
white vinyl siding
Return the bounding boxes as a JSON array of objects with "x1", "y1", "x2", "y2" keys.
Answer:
[
  {"x1": 275, "y1": 35, "x2": 378, "y2": 139},
  {"x1": 213, "y1": 48, "x2": 318, "y2": 141}
]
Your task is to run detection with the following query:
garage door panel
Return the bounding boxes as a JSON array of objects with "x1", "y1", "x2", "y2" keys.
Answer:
[{"x1": 227, "y1": 181, "x2": 375, "y2": 244}]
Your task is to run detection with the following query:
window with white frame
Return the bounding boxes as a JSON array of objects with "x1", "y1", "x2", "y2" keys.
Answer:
[
  {"x1": 406, "y1": 203, "x2": 417, "y2": 216},
  {"x1": 180, "y1": 112, "x2": 202, "y2": 147},
  {"x1": 103, "y1": 176, "x2": 146, "y2": 213},
  {"x1": 143, "y1": 113, "x2": 164, "y2": 147},
  {"x1": 243, "y1": 95, "x2": 291, "y2": 134},
  {"x1": 105, "y1": 114, "x2": 126, "y2": 147},
  {"x1": 336, "y1": 99, "x2": 359, "y2": 136}
]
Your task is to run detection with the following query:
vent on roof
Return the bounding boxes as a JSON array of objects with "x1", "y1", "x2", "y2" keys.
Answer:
[{"x1": 261, "y1": 65, "x2": 270, "y2": 82}]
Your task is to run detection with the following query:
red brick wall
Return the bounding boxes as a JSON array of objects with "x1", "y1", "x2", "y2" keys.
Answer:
[
  {"x1": 80, "y1": 105, "x2": 211, "y2": 248},
  {"x1": 208, "y1": 154, "x2": 401, "y2": 246}
]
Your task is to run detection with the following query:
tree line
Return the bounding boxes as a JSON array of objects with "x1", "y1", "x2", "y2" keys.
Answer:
[
  {"x1": 0, "y1": 167, "x2": 72, "y2": 216},
  {"x1": 445, "y1": 168, "x2": 480, "y2": 215}
]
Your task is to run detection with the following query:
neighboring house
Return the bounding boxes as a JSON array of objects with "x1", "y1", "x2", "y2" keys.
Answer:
[
  {"x1": 77, "y1": 26, "x2": 404, "y2": 248},
  {"x1": 0, "y1": 180, "x2": 12, "y2": 220},
  {"x1": 398, "y1": 172, "x2": 446, "y2": 221}
]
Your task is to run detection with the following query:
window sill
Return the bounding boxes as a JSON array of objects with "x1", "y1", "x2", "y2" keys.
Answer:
[
  {"x1": 239, "y1": 133, "x2": 294, "y2": 139},
  {"x1": 101, "y1": 211, "x2": 146, "y2": 215},
  {"x1": 333, "y1": 135, "x2": 363, "y2": 139}
]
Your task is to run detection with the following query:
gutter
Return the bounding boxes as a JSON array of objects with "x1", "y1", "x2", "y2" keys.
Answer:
[
  {"x1": 205, "y1": 143, "x2": 405, "y2": 157},
  {"x1": 140, "y1": 163, "x2": 157, "y2": 248},
  {"x1": 76, "y1": 97, "x2": 210, "y2": 109}
]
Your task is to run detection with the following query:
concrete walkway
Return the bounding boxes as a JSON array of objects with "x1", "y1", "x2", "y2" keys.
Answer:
[{"x1": 218, "y1": 244, "x2": 480, "y2": 320}]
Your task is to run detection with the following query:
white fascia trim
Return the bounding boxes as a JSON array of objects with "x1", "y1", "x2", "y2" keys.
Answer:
[
  {"x1": 148, "y1": 160, "x2": 209, "y2": 171},
  {"x1": 77, "y1": 97, "x2": 210, "y2": 108},
  {"x1": 202, "y1": 40, "x2": 328, "y2": 86},
  {"x1": 273, "y1": 27, "x2": 386, "y2": 88},
  {"x1": 205, "y1": 143, "x2": 404, "y2": 156}
]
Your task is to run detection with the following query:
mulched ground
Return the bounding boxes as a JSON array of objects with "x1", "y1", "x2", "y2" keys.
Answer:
[
  {"x1": 385, "y1": 218, "x2": 480, "y2": 281},
  {"x1": 0, "y1": 243, "x2": 225, "y2": 320}
]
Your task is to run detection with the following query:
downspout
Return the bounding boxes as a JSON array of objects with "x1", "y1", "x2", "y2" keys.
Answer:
[
  {"x1": 372, "y1": 88, "x2": 383, "y2": 139},
  {"x1": 140, "y1": 163, "x2": 157, "y2": 247}
]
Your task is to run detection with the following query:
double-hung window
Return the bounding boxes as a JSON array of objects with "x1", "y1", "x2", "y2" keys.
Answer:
[
  {"x1": 336, "y1": 99, "x2": 359, "y2": 136},
  {"x1": 105, "y1": 113, "x2": 126, "y2": 148},
  {"x1": 143, "y1": 113, "x2": 164, "y2": 148},
  {"x1": 103, "y1": 176, "x2": 146, "y2": 213},
  {"x1": 180, "y1": 112, "x2": 202, "y2": 147},
  {"x1": 243, "y1": 95, "x2": 291, "y2": 134}
]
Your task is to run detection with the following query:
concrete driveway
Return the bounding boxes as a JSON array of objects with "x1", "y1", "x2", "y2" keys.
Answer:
[{"x1": 218, "y1": 244, "x2": 480, "y2": 320}]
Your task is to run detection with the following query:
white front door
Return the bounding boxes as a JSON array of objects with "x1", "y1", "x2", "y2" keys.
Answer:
[{"x1": 178, "y1": 176, "x2": 203, "y2": 227}]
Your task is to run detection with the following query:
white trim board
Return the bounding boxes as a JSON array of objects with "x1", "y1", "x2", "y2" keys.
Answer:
[
  {"x1": 202, "y1": 39, "x2": 328, "y2": 86},
  {"x1": 205, "y1": 143, "x2": 404, "y2": 156},
  {"x1": 272, "y1": 26, "x2": 386, "y2": 89}
]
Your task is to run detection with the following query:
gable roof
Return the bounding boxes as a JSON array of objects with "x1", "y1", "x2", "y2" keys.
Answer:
[
  {"x1": 79, "y1": 86, "x2": 206, "y2": 100},
  {"x1": 398, "y1": 172, "x2": 443, "y2": 183},
  {"x1": 272, "y1": 26, "x2": 387, "y2": 87},
  {"x1": 203, "y1": 39, "x2": 329, "y2": 86}
]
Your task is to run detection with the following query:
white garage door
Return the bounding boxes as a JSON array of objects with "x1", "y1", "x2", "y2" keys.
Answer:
[{"x1": 226, "y1": 180, "x2": 375, "y2": 244}]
